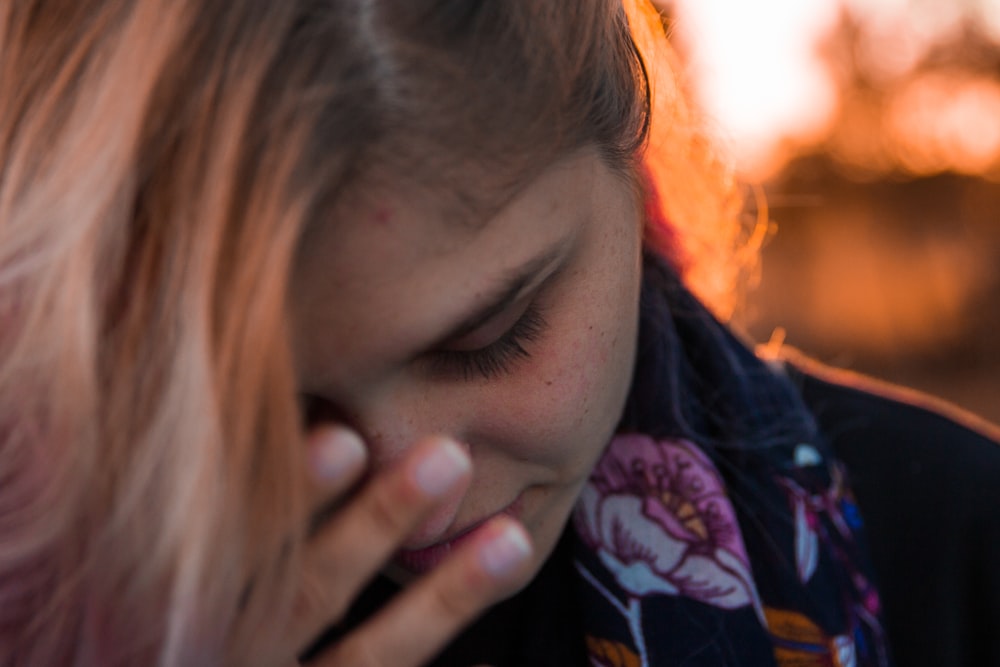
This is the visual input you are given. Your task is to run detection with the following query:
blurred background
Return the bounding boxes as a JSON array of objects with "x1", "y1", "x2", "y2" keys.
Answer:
[{"x1": 657, "y1": 0, "x2": 1000, "y2": 424}]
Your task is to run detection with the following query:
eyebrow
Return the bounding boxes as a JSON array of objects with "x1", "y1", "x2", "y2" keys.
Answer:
[{"x1": 432, "y1": 244, "x2": 566, "y2": 346}]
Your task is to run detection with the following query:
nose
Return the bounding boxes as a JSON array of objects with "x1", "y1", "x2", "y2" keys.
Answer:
[
  {"x1": 333, "y1": 382, "x2": 466, "y2": 468},
  {"x1": 340, "y1": 384, "x2": 475, "y2": 548}
]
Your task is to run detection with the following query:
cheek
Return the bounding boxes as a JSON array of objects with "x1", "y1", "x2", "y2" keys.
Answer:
[{"x1": 469, "y1": 305, "x2": 637, "y2": 474}]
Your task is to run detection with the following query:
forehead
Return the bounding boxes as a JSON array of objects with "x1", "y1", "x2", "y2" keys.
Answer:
[{"x1": 289, "y1": 153, "x2": 608, "y2": 383}]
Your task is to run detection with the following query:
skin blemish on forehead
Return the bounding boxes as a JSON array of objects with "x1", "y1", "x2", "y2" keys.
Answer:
[{"x1": 374, "y1": 206, "x2": 394, "y2": 226}]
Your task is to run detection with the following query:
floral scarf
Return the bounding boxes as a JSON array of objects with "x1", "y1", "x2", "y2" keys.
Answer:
[{"x1": 569, "y1": 255, "x2": 892, "y2": 667}]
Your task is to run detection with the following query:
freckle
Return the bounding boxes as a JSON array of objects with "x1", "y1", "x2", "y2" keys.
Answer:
[{"x1": 545, "y1": 380, "x2": 553, "y2": 386}]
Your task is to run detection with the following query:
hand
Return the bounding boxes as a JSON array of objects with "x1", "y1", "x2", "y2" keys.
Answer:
[{"x1": 276, "y1": 427, "x2": 535, "y2": 667}]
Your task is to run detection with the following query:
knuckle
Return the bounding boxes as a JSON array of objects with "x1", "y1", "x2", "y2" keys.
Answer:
[
  {"x1": 426, "y1": 579, "x2": 479, "y2": 624},
  {"x1": 328, "y1": 636, "x2": 386, "y2": 667},
  {"x1": 364, "y1": 483, "x2": 414, "y2": 539},
  {"x1": 306, "y1": 577, "x2": 351, "y2": 621},
  {"x1": 298, "y1": 571, "x2": 354, "y2": 624}
]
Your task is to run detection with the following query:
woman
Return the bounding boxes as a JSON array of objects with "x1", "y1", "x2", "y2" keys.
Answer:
[{"x1": 0, "y1": 1, "x2": 996, "y2": 665}]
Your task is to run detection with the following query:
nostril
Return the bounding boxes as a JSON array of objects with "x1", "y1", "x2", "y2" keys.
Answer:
[{"x1": 299, "y1": 393, "x2": 354, "y2": 430}]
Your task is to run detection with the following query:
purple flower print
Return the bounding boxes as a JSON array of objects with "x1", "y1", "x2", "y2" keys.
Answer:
[
  {"x1": 574, "y1": 434, "x2": 763, "y2": 620},
  {"x1": 777, "y1": 460, "x2": 889, "y2": 665},
  {"x1": 780, "y1": 461, "x2": 861, "y2": 584}
]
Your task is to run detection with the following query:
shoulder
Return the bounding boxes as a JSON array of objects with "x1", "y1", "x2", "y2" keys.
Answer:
[
  {"x1": 780, "y1": 348, "x2": 1000, "y2": 499},
  {"x1": 778, "y1": 347, "x2": 1000, "y2": 529},
  {"x1": 778, "y1": 348, "x2": 1000, "y2": 667}
]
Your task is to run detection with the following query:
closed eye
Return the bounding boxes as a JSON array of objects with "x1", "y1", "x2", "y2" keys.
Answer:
[{"x1": 423, "y1": 303, "x2": 548, "y2": 381}]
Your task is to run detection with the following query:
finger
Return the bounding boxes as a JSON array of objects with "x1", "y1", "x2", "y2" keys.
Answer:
[
  {"x1": 305, "y1": 425, "x2": 369, "y2": 533},
  {"x1": 292, "y1": 436, "x2": 472, "y2": 648},
  {"x1": 308, "y1": 517, "x2": 533, "y2": 667}
]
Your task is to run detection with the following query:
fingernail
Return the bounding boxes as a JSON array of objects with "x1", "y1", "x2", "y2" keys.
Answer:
[
  {"x1": 479, "y1": 521, "x2": 532, "y2": 578},
  {"x1": 310, "y1": 427, "x2": 367, "y2": 482},
  {"x1": 412, "y1": 439, "x2": 470, "y2": 497}
]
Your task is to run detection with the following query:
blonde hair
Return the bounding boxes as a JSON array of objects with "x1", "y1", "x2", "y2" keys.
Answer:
[
  {"x1": 0, "y1": 2, "x2": 309, "y2": 663},
  {"x1": 0, "y1": 1, "x2": 743, "y2": 664}
]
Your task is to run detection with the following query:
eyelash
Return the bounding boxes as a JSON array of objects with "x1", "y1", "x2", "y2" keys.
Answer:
[{"x1": 426, "y1": 304, "x2": 548, "y2": 381}]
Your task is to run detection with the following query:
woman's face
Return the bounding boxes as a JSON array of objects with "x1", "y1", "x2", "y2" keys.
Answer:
[{"x1": 290, "y1": 150, "x2": 643, "y2": 576}]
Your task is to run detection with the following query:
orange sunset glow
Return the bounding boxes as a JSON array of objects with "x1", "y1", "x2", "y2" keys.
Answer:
[
  {"x1": 664, "y1": 0, "x2": 1000, "y2": 179},
  {"x1": 660, "y1": 0, "x2": 1000, "y2": 423}
]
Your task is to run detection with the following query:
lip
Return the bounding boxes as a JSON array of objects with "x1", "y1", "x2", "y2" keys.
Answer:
[{"x1": 393, "y1": 494, "x2": 524, "y2": 574}]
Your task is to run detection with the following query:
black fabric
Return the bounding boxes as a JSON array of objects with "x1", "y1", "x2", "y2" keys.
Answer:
[
  {"x1": 620, "y1": 253, "x2": 819, "y2": 452},
  {"x1": 788, "y1": 359, "x2": 1000, "y2": 667}
]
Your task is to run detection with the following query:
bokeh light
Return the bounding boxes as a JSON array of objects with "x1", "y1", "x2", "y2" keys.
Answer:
[
  {"x1": 667, "y1": 0, "x2": 841, "y2": 175},
  {"x1": 886, "y1": 72, "x2": 1000, "y2": 176},
  {"x1": 663, "y1": 0, "x2": 1000, "y2": 179},
  {"x1": 661, "y1": 0, "x2": 1000, "y2": 422}
]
